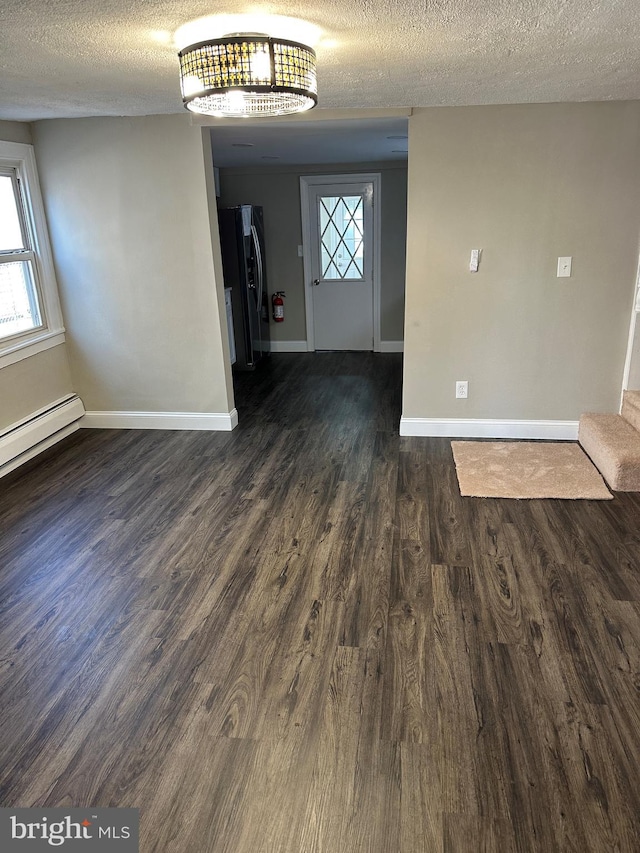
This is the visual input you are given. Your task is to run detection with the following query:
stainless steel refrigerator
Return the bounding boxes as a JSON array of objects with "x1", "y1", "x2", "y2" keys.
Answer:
[{"x1": 218, "y1": 205, "x2": 270, "y2": 370}]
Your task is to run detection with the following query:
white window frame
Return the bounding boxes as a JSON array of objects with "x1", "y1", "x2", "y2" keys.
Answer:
[{"x1": 0, "y1": 141, "x2": 64, "y2": 369}]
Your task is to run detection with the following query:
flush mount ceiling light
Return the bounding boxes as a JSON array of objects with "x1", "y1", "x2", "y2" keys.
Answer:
[{"x1": 178, "y1": 32, "x2": 318, "y2": 118}]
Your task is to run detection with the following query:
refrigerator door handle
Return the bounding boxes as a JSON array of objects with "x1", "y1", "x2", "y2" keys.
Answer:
[{"x1": 251, "y1": 224, "x2": 264, "y2": 308}]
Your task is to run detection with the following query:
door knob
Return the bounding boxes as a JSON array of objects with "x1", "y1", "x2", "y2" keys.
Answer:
[{"x1": 313, "y1": 278, "x2": 320, "y2": 286}]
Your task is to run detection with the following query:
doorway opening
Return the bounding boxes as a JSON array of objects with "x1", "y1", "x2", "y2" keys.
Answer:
[{"x1": 208, "y1": 114, "x2": 408, "y2": 424}]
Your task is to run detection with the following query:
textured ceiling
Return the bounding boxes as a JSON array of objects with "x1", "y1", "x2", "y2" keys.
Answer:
[{"x1": 1, "y1": 0, "x2": 640, "y2": 121}]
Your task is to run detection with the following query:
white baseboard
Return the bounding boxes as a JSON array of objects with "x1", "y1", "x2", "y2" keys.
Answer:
[
  {"x1": 80, "y1": 408, "x2": 239, "y2": 431},
  {"x1": 399, "y1": 417, "x2": 579, "y2": 440},
  {"x1": 0, "y1": 394, "x2": 85, "y2": 477},
  {"x1": 269, "y1": 340, "x2": 309, "y2": 353},
  {"x1": 377, "y1": 341, "x2": 404, "y2": 353}
]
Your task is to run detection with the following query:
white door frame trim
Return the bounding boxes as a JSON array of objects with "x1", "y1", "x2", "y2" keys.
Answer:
[
  {"x1": 621, "y1": 250, "x2": 640, "y2": 407},
  {"x1": 300, "y1": 173, "x2": 382, "y2": 352}
]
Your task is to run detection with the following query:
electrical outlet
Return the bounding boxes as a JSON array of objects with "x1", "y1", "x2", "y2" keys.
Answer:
[{"x1": 456, "y1": 380, "x2": 468, "y2": 399}]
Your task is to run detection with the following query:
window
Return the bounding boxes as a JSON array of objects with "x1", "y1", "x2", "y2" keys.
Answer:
[
  {"x1": 319, "y1": 194, "x2": 365, "y2": 280},
  {"x1": 0, "y1": 169, "x2": 43, "y2": 337},
  {"x1": 0, "y1": 141, "x2": 64, "y2": 368}
]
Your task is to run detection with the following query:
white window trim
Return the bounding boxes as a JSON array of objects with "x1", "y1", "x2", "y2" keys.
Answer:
[{"x1": 0, "y1": 140, "x2": 65, "y2": 369}]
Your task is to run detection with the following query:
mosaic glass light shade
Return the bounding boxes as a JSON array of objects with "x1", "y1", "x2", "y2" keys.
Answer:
[{"x1": 179, "y1": 35, "x2": 318, "y2": 117}]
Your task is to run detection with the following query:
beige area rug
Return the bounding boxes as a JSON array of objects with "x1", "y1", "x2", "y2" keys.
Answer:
[{"x1": 451, "y1": 441, "x2": 612, "y2": 500}]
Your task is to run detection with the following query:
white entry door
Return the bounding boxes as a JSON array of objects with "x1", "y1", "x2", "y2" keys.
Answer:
[{"x1": 302, "y1": 176, "x2": 377, "y2": 350}]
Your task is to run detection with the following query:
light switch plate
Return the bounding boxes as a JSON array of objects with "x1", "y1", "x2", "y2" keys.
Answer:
[{"x1": 557, "y1": 256, "x2": 572, "y2": 277}]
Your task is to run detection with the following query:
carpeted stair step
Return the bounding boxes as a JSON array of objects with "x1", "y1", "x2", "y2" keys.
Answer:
[
  {"x1": 579, "y1": 413, "x2": 640, "y2": 491},
  {"x1": 621, "y1": 389, "x2": 640, "y2": 433}
]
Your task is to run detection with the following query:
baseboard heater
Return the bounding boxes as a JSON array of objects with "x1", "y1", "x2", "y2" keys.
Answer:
[{"x1": 0, "y1": 394, "x2": 85, "y2": 478}]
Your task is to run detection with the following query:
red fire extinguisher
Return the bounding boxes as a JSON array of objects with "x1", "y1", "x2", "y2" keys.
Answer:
[{"x1": 272, "y1": 291, "x2": 285, "y2": 322}]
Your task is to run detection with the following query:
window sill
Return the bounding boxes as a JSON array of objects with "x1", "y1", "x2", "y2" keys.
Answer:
[{"x1": 0, "y1": 328, "x2": 66, "y2": 369}]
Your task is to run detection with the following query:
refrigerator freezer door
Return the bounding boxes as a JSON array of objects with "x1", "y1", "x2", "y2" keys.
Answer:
[
  {"x1": 218, "y1": 205, "x2": 270, "y2": 370},
  {"x1": 245, "y1": 225, "x2": 263, "y2": 366},
  {"x1": 251, "y1": 207, "x2": 271, "y2": 355}
]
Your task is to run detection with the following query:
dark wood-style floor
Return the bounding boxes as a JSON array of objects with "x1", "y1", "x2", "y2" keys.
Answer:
[{"x1": 1, "y1": 352, "x2": 640, "y2": 852}]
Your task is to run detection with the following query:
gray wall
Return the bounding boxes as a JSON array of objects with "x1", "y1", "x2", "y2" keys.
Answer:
[
  {"x1": 0, "y1": 346, "x2": 73, "y2": 429},
  {"x1": 33, "y1": 115, "x2": 234, "y2": 416},
  {"x1": 218, "y1": 161, "x2": 407, "y2": 343},
  {"x1": 403, "y1": 102, "x2": 640, "y2": 422},
  {"x1": 0, "y1": 120, "x2": 75, "y2": 432},
  {"x1": 0, "y1": 120, "x2": 33, "y2": 145},
  {"x1": 9, "y1": 103, "x2": 639, "y2": 437}
]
